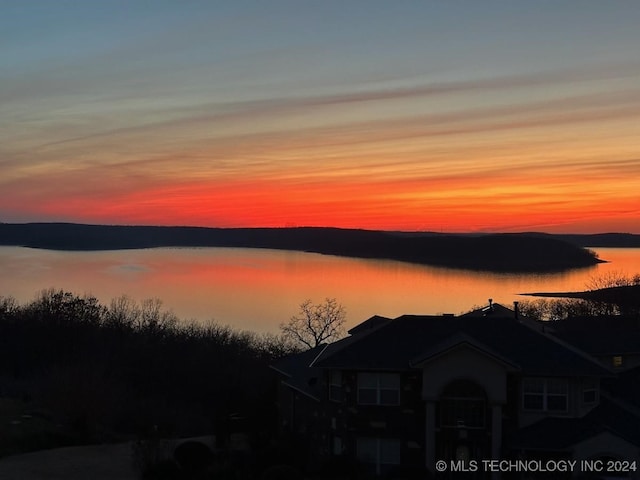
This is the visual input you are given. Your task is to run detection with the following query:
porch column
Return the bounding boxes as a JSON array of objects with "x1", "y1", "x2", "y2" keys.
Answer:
[
  {"x1": 491, "y1": 404, "x2": 502, "y2": 480},
  {"x1": 425, "y1": 401, "x2": 436, "y2": 473}
]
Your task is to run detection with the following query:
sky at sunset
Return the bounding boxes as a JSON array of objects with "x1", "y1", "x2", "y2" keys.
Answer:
[{"x1": 2, "y1": 1, "x2": 640, "y2": 233}]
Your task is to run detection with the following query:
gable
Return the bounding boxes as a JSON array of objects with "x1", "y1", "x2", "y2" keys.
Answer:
[
  {"x1": 416, "y1": 341, "x2": 514, "y2": 404},
  {"x1": 316, "y1": 313, "x2": 606, "y2": 377}
]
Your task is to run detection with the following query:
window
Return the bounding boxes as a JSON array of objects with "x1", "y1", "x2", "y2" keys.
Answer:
[
  {"x1": 523, "y1": 378, "x2": 544, "y2": 410},
  {"x1": 612, "y1": 356, "x2": 623, "y2": 368},
  {"x1": 523, "y1": 378, "x2": 568, "y2": 412},
  {"x1": 441, "y1": 398, "x2": 486, "y2": 428},
  {"x1": 546, "y1": 378, "x2": 568, "y2": 411},
  {"x1": 332, "y1": 436, "x2": 343, "y2": 455},
  {"x1": 356, "y1": 437, "x2": 401, "y2": 475},
  {"x1": 357, "y1": 373, "x2": 400, "y2": 405},
  {"x1": 440, "y1": 380, "x2": 486, "y2": 429},
  {"x1": 329, "y1": 371, "x2": 343, "y2": 402}
]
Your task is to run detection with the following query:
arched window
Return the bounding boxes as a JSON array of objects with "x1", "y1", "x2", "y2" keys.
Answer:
[{"x1": 440, "y1": 380, "x2": 487, "y2": 429}]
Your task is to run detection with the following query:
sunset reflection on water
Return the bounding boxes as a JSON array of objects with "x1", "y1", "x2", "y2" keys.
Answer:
[{"x1": 1, "y1": 246, "x2": 639, "y2": 333}]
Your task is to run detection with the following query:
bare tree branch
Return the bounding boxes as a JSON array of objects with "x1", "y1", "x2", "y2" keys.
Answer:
[{"x1": 279, "y1": 298, "x2": 346, "y2": 350}]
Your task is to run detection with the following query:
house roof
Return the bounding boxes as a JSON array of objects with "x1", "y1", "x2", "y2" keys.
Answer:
[
  {"x1": 270, "y1": 344, "x2": 326, "y2": 401},
  {"x1": 548, "y1": 315, "x2": 640, "y2": 356},
  {"x1": 347, "y1": 314, "x2": 391, "y2": 335},
  {"x1": 312, "y1": 303, "x2": 610, "y2": 377},
  {"x1": 601, "y1": 365, "x2": 640, "y2": 411},
  {"x1": 508, "y1": 396, "x2": 640, "y2": 450}
]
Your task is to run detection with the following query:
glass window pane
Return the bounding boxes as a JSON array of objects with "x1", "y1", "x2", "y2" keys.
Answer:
[
  {"x1": 356, "y1": 437, "x2": 377, "y2": 464},
  {"x1": 547, "y1": 379, "x2": 568, "y2": 394},
  {"x1": 380, "y1": 439, "x2": 401, "y2": 465},
  {"x1": 359, "y1": 388, "x2": 377, "y2": 405},
  {"x1": 440, "y1": 401, "x2": 455, "y2": 427},
  {"x1": 379, "y1": 373, "x2": 400, "y2": 389},
  {"x1": 523, "y1": 378, "x2": 544, "y2": 393},
  {"x1": 524, "y1": 394, "x2": 544, "y2": 410},
  {"x1": 358, "y1": 373, "x2": 378, "y2": 389},
  {"x1": 441, "y1": 399, "x2": 485, "y2": 427},
  {"x1": 333, "y1": 436, "x2": 343, "y2": 455},
  {"x1": 466, "y1": 400, "x2": 485, "y2": 427},
  {"x1": 380, "y1": 388, "x2": 399, "y2": 405},
  {"x1": 547, "y1": 394, "x2": 567, "y2": 411}
]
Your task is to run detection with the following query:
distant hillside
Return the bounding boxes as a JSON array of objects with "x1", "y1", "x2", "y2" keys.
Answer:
[
  {"x1": 0, "y1": 223, "x2": 603, "y2": 272},
  {"x1": 526, "y1": 232, "x2": 640, "y2": 248}
]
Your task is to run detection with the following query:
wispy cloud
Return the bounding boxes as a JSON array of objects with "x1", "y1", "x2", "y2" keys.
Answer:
[{"x1": 2, "y1": 56, "x2": 639, "y2": 232}]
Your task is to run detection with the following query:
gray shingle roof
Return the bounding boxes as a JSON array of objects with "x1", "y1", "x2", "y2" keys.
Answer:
[
  {"x1": 549, "y1": 315, "x2": 640, "y2": 355},
  {"x1": 313, "y1": 304, "x2": 609, "y2": 377},
  {"x1": 508, "y1": 396, "x2": 640, "y2": 450}
]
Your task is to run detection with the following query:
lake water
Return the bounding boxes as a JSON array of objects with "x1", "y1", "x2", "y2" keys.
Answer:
[{"x1": 1, "y1": 246, "x2": 639, "y2": 333}]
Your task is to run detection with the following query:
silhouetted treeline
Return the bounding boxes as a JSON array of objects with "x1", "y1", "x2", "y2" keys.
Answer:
[
  {"x1": 525, "y1": 232, "x2": 640, "y2": 248},
  {"x1": 520, "y1": 274, "x2": 640, "y2": 320},
  {"x1": 0, "y1": 223, "x2": 606, "y2": 271},
  {"x1": 0, "y1": 290, "x2": 297, "y2": 447}
]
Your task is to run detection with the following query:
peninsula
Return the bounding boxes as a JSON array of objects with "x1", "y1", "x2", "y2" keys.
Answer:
[{"x1": 0, "y1": 223, "x2": 606, "y2": 272}]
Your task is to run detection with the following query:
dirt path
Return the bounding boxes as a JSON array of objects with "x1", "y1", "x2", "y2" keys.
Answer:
[{"x1": 0, "y1": 442, "x2": 137, "y2": 480}]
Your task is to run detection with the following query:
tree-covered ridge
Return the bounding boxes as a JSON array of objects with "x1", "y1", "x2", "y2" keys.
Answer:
[{"x1": 0, "y1": 223, "x2": 605, "y2": 272}]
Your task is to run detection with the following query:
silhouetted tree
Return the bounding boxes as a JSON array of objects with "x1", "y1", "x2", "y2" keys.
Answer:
[
  {"x1": 254, "y1": 331, "x2": 302, "y2": 358},
  {"x1": 0, "y1": 289, "x2": 287, "y2": 446},
  {"x1": 519, "y1": 298, "x2": 598, "y2": 321},
  {"x1": 280, "y1": 298, "x2": 346, "y2": 349},
  {"x1": 585, "y1": 270, "x2": 640, "y2": 290},
  {"x1": 0, "y1": 296, "x2": 17, "y2": 318}
]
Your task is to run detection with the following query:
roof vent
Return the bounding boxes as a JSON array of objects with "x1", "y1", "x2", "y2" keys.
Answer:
[{"x1": 482, "y1": 298, "x2": 494, "y2": 315}]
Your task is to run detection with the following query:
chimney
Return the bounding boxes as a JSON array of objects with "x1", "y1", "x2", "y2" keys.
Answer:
[
  {"x1": 513, "y1": 301, "x2": 519, "y2": 320},
  {"x1": 482, "y1": 298, "x2": 495, "y2": 316}
]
